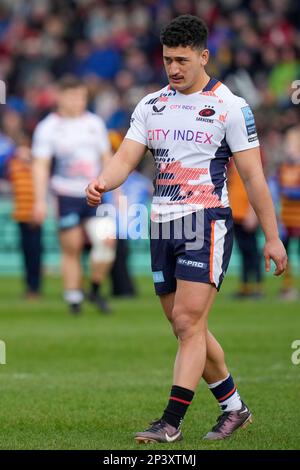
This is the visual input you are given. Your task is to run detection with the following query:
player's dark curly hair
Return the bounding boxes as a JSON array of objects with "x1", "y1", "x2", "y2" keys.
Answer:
[{"x1": 160, "y1": 15, "x2": 208, "y2": 50}]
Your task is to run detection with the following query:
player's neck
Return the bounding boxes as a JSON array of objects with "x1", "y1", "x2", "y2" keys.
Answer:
[{"x1": 178, "y1": 72, "x2": 211, "y2": 95}]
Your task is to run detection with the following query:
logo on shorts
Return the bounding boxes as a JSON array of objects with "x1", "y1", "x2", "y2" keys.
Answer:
[
  {"x1": 153, "y1": 271, "x2": 165, "y2": 283},
  {"x1": 177, "y1": 258, "x2": 207, "y2": 269},
  {"x1": 59, "y1": 213, "x2": 80, "y2": 229}
]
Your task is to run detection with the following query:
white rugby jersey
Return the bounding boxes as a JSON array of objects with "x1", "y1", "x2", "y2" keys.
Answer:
[
  {"x1": 125, "y1": 78, "x2": 259, "y2": 222},
  {"x1": 32, "y1": 111, "x2": 111, "y2": 197}
]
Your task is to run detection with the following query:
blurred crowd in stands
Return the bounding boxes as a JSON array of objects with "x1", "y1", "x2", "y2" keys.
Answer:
[
  {"x1": 0, "y1": 0, "x2": 299, "y2": 301},
  {"x1": 0, "y1": 0, "x2": 299, "y2": 147}
]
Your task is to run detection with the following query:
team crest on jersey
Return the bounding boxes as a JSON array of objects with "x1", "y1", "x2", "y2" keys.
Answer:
[
  {"x1": 196, "y1": 105, "x2": 215, "y2": 123},
  {"x1": 199, "y1": 107, "x2": 215, "y2": 117}
]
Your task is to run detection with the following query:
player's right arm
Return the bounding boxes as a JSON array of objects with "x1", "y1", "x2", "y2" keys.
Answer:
[{"x1": 86, "y1": 138, "x2": 147, "y2": 206}]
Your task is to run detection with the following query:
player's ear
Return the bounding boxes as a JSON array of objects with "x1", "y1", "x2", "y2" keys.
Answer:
[{"x1": 200, "y1": 48, "x2": 209, "y2": 66}]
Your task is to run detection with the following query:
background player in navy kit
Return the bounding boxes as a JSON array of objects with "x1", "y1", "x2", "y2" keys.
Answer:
[{"x1": 86, "y1": 16, "x2": 287, "y2": 442}]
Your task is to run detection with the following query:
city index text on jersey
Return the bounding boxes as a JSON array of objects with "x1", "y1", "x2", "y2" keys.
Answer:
[{"x1": 147, "y1": 129, "x2": 213, "y2": 144}]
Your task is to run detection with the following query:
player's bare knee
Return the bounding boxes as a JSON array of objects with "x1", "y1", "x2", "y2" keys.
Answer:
[
  {"x1": 171, "y1": 312, "x2": 196, "y2": 341},
  {"x1": 172, "y1": 304, "x2": 207, "y2": 339}
]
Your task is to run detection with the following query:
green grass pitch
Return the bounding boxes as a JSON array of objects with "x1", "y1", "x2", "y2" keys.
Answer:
[{"x1": 0, "y1": 275, "x2": 299, "y2": 450}]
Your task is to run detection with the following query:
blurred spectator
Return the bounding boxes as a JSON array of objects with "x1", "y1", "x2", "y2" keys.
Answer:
[
  {"x1": 0, "y1": 0, "x2": 297, "y2": 147},
  {"x1": 1, "y1": 106, "x2": 26, "y2": 143},
  {"x1": 9, "y1": 139, "x2": 42, "y2": 298},
  {"x1": 0, "y1": 0, "x2": 298, "y2": 138},
  {"x1": 276, "y1": 122, "x2": 300, "y2": 300},
  {"x1": 269, "y1": 46, "x2": 299, "y2": 106},
  {"x1": 0, "y1": 130, "x2": 14, "y2": 178}
]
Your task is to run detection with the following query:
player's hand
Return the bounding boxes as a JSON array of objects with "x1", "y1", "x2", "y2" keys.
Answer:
[
  {"x1": 263, "y1": 238, "x2": 288, "y2": 276},
  {"x1": 33, "y1": 201, "x2": 47, "y2": 225},
  {"x1": 86, "y1": 178, "x2": 106, "y2": 207}
]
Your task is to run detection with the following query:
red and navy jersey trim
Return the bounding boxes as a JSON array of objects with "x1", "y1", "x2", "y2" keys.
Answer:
[{"x1": 202, "y1": 77, "x2": 222, "y2": 92}]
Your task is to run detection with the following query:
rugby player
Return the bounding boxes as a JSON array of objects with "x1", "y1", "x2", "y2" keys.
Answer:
[
  {"x1": 86, "y1": 15, "x2": 287, "y2": 442},
  {"x1": 33, "y1": 76, "x2": 116, "y2": 314}
]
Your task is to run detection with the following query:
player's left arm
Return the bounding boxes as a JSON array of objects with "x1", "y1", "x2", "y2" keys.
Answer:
[
  {"x1": 101, "y1": 150, "x2": 114, "y2": 169},
  {"x1": 233, "y1": 147, "x2": 287, "y2": 276}
]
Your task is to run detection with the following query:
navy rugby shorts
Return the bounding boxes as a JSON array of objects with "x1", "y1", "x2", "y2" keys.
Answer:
[
  {"x1": 150, "y1": 207, "x2": 233, "y2": 295},
  {"x1": 57, "y1": 195, "x2": 97, "y2": 230}
]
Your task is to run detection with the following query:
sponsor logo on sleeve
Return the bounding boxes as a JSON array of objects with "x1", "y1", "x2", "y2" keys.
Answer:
[{"x1": 241, "y1": 105, "x2": 258, "y2": 141}]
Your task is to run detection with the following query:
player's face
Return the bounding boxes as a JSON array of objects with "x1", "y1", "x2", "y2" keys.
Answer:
[
  {"x1": 163, "y1": 45, "x2": 209, "y2": 94},
  {"x1": 58, "y1": 86, "x2": 88, "y2": 117}
]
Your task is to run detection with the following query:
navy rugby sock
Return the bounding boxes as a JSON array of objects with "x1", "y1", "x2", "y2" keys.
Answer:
[
  {"x1": 162, "y1": 385, "x2": 194, "y2": 429},
  {"x1": 207, "y1": 374, "x2": 242, "y2": 411}
]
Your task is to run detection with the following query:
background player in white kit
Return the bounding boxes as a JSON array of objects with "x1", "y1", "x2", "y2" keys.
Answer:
[
  {"x1": 86, "y1": 16, "x2": 287, "y2": 442},
  {"x1": 32, "y1": 76, "x2": 116, "y2": 314}
]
